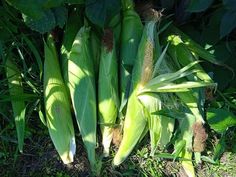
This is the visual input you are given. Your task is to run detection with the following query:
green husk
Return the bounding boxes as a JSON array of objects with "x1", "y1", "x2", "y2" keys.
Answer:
[
  {"x1": 166, "y1": 25, "x2": 219, "y2": 64},
  {"x1": 176, "y1": 113, "x2": 196, "y2": 177},
  {"x1": 167, "y1": 35, "x2": 213, "y2": 83},
  {"x1": 119, "y1": 0, "x2": 143, "y2": 114},
  {"x1": 5, "y1": 57, "x2": 26, "y2": 153},
  {"x1": 44, "y1": 35, "x2": 75, "y2": 164},
  {"x1": 138, "y1": 93, "x2": 161, "y2": 155},
  {"x1": 90, "y1": 30, "x2": 101, "y2": 76},
  {"x1": 98, "y1": 30, "x2": 119, "y2": 157},
  {"x1": 67, "y1": 26, "x2": 99, "y2": 173},
  {"x1": 113, "y1": 21, "x2": 156, "y2": 165}
]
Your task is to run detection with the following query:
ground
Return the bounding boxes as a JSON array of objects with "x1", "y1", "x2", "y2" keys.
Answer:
[{"x1": 1, "y1": 114, "x2": 235, "y2": 177}]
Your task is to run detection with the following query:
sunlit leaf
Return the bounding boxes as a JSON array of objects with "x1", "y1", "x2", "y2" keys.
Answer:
[{"x1": 207, "y1": 108, "x2": 236, "y2": 133}]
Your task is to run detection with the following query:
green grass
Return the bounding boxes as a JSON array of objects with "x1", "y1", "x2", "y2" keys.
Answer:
[
  {"x1": 1, "y1": 123, "x2": 235, "y2": 177},
  {"x1": 198, "y1": 152, "x2": 236, "y2": 177}
]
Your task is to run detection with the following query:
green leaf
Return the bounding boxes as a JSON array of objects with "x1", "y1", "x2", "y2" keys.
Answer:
[
  {"x1": 201, "y1": 9, "x2": 224, "y2": 45},
  {"x1": 39, "y1": 109, "x2": 47, "y2": 126},
  {"x1": 43, "y1": 0, "x2": 64, "y2": 8},
  {"x1": 23, "y1": 10, "x2": 56, "y2": 33},
  {"x1": 141, "y1": 81, "x2": 216, "y2": 93},
  {"x1": 201, "y1": 156, "x2": 217, "y2": 164},
  {"x1": 209, "y1": 42, "x2": 235, "y2": 63},
  {"x1": 5, "y1": 56, "x2": 26, "y2": 153},
  {"x1": 153, "y1": 44, "x2": 169, "y2": 77},
  {"x1": 0, "y1": 20, "x2": 13, "y2": 40},
  {"x1": 147, "y1": 61, "x2": 200, "y2": 87},
  {"x1": 160, "y1": 0, "x2": 174, "y2": 10},
  {"x1": 86, "y1": 0, "x2": 106, "y2": 27},
  {"x1": 6, "y1": 0, "x2": 83, "y2": 20},
  {"x1": 65, "y1": 0, "x2": 84, "y2": 3},
  {"x1": 22, "y1": 34, "x2": 43, "y2": 79},
  {"x1": 187, "y1": 0, "x2": 214, "y2": 12},
  {"x1": 52, "y1": 7, "x2": 68, "y2": 28},
  {"x1": 23, "y1": 7, "x2": 68, "y2": 33},
  {"x1": 173, "y1": 140, "x2": 186, "y2": 160},
  {"x1": 6, "y1": 0, "x2": 46, "y2": 19},
  {"x1": 223, "y1": 0, "x2": 236, "y2": 10},
  {"x1": 85, "y1": 0, "x2": 120, "y2": 28},
  {"x1": 207, "y1": 108, "x2": 236, "y2": 133},
  {"x1": 168, "y1": 25, "x2": 219, "y2": 64},
  {"x1": 156, "y1": 153, "x2": 177, "y2": 159},
  {"x1": 153, "y1": 109, "x2": 185, "y2": 120},
  {"x1": 220, "y1": 10, "x2": 236, "y2": 38},
  {"x1": 213, "y1": 134, "x2": 226, "y2": 161}
]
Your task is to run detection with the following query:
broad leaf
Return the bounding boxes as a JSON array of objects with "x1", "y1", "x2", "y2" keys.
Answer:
[
  {"x1": 6, "y1": 0, "x2": 46, "y2": 19},
  {"x1": 85, "y1": 0, "x2": 120, "y2": 28},
  {"x1": 23, "y1": 7, "x2": 68, "y2": 33},
  {"x1": 52, "y1": 7, "x2": 68, "y2": 28},
  {"x1": 23, "y1": 10, "x2": 56, "y2": 33},
  {"x1": 187, "y1": 0, "x2": 214, "y2": 12},
  {"x1": 220, "y1": 10, "x2": 236, "y2": 38},
  {"x1": 223, "y1": 0, "x2": 236, "y2": 10},
  {"x1": 85, "y1": 0, "x2": 106, "y2": 27},
  {"x1": 65, "y1": 0, "x2": 84, "y2": 3},
  {"x1": 43, "y1": 0, "x2": 64, "y2": 8},
  {"x1": 161, "y1": 0, "x2": 174, "y2": 10},
  {"x1": 207, "y1": 108, "x2": 236, "y2": 133},
  {"x1": 201, "y1": 9, "x2": 224, "y2": 45}
]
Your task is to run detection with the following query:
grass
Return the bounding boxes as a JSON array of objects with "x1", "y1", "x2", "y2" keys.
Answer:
[
  {"x1": 1, "y1": 116, "x2": 235, "y2": 177},
  {"x1": 197, "y1": 152, "x2": 236, "y2": 177}
]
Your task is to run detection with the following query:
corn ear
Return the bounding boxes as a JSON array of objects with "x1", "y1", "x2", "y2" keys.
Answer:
[
  {"x1": 167, "y1": 35, "x2": 213, "y2": 83},
  {"x1": 142, "y1": 52, "x2": 209, "y2": 151},
  {"x1": 120, "y1": 0, "x2": 143, "y2": 114},
  {"x1": 113, "y1": 21, "x2": 156, "y2": 165},
  {"x1": 166, "y1": 25, "x2": 218, "y2": 65},
  {"x1": 44, "y1": 35, "x2": 76, "y2": 164},
  {"x1": 177, "y1": 113, "x2": 196, "y2": 177},
  {"x1": 176, "y1": 93, "x2": 206, "y2": 159},
  {"x1": 98, "y1": 30, "x2": 119, "y2": 157},
  {"x1": 181, "y1": 150, "x2": 195, "y2": 177},
  {"x1": 5, "y1": 57, "x2": 26, "y2": 153},
  {"x1": 166, "y1": 38, "x2": 213, "y2": 124},
  {"x1": 168, "y1": 39, "x2": 210, "y2": 152},
  {"x1": 68, "y1": 26, "x2": 99, "y2": 173}
]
